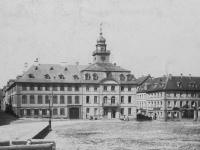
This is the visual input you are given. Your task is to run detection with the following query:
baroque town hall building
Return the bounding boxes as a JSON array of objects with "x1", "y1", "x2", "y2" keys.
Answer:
[{"x1": 3, "y1": 29, "x2": 137, "y2": 119}]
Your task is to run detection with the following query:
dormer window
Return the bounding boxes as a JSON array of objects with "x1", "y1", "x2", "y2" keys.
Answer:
[
  {"x1": 73, "y1": 75, "x2": 79, "y2": 80},
  {"x1": 127, "y1": 74, "x2": 133, "y2": 81},
  {"x1": 44, "y1": 74, "x2": 51, "y2": 79},
  {"x1": 177, "y1": 82, "x2": 182, "y2": 88},
  {"x1": 64, "y1": 67, "x2": 68, "y2": 71},
  {"x1": 85, "y1": 73, "x2": 91, "y2": 80},
  {"x1": 50, "y1": 67, "x2": 54, "y2": 70},
  {"x1": 59, "y1": 74, "x2": 65, "y2": 80},
  {"x1": 93, "y1": 74, "x2": 98, "y2": 80},
  {"x1": 106, "y1": 72, "x2": 112, "y2": 78},
  {"x1": 119, "y1": 74, "x2": 125, "y2": 81},
  {"x1": 35, "y1": 66, "x2": 38, "y2": 70},
  {"x1": 28, "y1": 74, "x2": 34, "y2": 79}
]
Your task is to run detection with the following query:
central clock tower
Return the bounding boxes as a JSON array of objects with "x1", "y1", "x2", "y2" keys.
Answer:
[{"x1": 92, "y1": 26, "x2": 111, "y2": 63}]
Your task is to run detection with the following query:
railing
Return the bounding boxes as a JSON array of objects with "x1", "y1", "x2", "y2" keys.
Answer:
[{"x1": 102, "y1": 103, "x2": 120, "y2": 107}]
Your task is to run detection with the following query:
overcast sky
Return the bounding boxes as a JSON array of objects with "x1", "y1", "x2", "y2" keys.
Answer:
[{"x1": 0, "y1": 0, "x2": 200, "y2": 87}]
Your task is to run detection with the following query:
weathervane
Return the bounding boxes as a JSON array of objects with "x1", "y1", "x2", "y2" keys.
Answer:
[{"x1": 100, "y1": 23, "x2": 103, "y2": 36}]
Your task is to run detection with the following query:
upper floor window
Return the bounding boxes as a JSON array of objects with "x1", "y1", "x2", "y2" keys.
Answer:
[
  {"x1": 121, "y1": 96, "x2": 124, "y2": 103},
  {"x1": 128, "y1": 108, "x2": 132, "y2": 115},
  {"x1": 60, "y1": 85, "x2": 65, "y2": 91},
  {"x1": 177, "y1": 82, "x2": 182, "y2": 88},
  {"x1": 38, "y1": 85, "x2": 42, "y2": 91},
  {"x1": 44, "y1": 74, "x2": 51, "y2": 80},
  {"x1": 38, "y1": 95, "x2": 43, "y2": 104},
  {"x1": 93, "y1": 74, "x2": 98, "y2": 80},
  {"x1": 86, "y1": 85, "x2": 90, "y2": 91},
  {"x1": 67, "y1": 85, "x2": 72, "y2": 91},
  {"x1": 22, "y1": 85, "x2": 27, "y2": 91},
  {"x1": 106, "y1": 72, "x2": 112, "y2": 78},
  {"x1": 85, "y1": 73, "x2": 91, "y2": 80},
  {"x1": 28, "y1": 74, "x2": 34, "y2": 79},
  {"x1": 64, "y1": 67, "x2": 68, "y2": 71},
  {"x1": 53, "y1": 96, "x2": 57, "y2": 104},
  {"x1": 60, "y1": 108, "x2": 65, "y2": 115},
  {"x1": 22, "y1": 95, "x2": 27, "y2": 104},
  {"x1": 94, "y1": 96, "x2": 98, "y2": 103},
  {"x1": 30, "y1": 95, "x2": 35, "y2": 104},
  {"x1": 103, "y1": 96, "x2": 107, "y2": 103},
  {"x1": 59, "y1": 74, "x2": 65, "y2": 80},
  {"x1": 67, "y1": 96, "x2": 72, "y2": 104},
  {"x1": 75, "y1": 96, "x2": 79, "y2": 104},
  {"x1": 128, "y1": 96, "x2": 132, "y2": 103},
  {"x1": 53, "y1": 85, "x2": 57, "y2": 91},
  {"x1": 60, "y1": 96, "x2": 65, "y2": 104},
  {"x1": 128, "y1": 86, "x2": 132, "y2": 91},
  {"x1": 30, "y1": 85, "x2": 34, "y2": 91},
  {"x1": 45, "y1": 85, "x2": 50, "y2": 91},
  {"x1": 111, "y1": 96, "x2": 115, "y2": 104},
  {"x1": 103, "y1": 86, "x2": 107, "y2": 91},
  {"x1": 94, "y1": 85, "x2": 98, "y2": 91},
  {"x1": 50, "y1": 67, "x2": 54, "y2": 70},
  {"x1": 111, "y1": 86, "x2": 115, "y2": 91},
  {"x1": 75, "y1": 86, "x2": 79, "y2": 91},
  {"x1": 127, "y1": 74, "x2": 133, "y2": 81},
  {"x1": 121, "y1": 86, "x2": 124, "y2": 91},
  {"x1": 119, "y1": 74, "x2": 125, "y2": 81},
  {"x1": 45, "y1": 95, "x2": 49, "y2": 104},
  {"x1": 86, "y1": 96, "x2": 90, "y2": 103},
  {"x1": 73, "y1": 75, "x2": 79, "y2": 80}
]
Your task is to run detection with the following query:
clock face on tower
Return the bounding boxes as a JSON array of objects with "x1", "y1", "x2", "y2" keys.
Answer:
[{"x1": 101, "y1": 56, "x2": 106, "y2": 61}]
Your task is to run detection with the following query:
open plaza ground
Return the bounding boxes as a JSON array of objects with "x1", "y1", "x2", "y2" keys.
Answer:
[{"x1": 46, "y1": 119, "x2": 200, "y2": 150}]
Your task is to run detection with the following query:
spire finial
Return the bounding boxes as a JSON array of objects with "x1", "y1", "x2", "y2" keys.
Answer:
[{"x1": 100, "y1": 23, "x2": 103, "y2": 36}]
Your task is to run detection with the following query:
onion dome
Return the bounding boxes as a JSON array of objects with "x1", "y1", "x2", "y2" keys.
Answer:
[{"x1": 97, "y1": 24, "x2": 106, "y2": 43}]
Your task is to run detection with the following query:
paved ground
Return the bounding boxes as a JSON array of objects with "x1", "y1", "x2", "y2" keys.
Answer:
[{"x1": 46, "y1": 119, "x2": 200, "y2": 150}]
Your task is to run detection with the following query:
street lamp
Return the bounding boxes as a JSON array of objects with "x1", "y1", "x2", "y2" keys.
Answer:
[{"x1": 49, "y1": 94, "x2": 52, "y2": 130}]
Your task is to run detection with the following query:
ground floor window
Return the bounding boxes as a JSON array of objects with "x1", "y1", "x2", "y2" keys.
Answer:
[
  {"x1": 94, "y1": 108, "x2": 98, "y2": 116},
  {"x1": 121, "y1": 108, "x2": 124, "y2": 115},
  {"x1": 34, "y1": 109, "x2": 39, "y2": 115},
  {"x1": 42, "y1": 109, "x2": 47, "y2": 115},
  {"x1": 60, "y1": 108, "x2": 65, "y2": 115},
  {"x1": 128, "y1": 108, "x2": 132, "y2": 115},
  {"x1": 104, "y1": 109, "x2": 108, "y2": 116},
  {"x1": 53, "y1": 108, "x2": 58, "y2": 115}
]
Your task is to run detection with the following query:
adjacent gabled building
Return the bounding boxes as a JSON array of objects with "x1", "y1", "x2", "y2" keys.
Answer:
[
  {"x1": 137, "y1": 74, "x2": 200, "y2": 121},
  {"x1": 4, "y1": 29, "x2": 138, "y2": 119}
]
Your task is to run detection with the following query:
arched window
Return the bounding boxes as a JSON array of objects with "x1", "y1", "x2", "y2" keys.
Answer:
[
  {"x1": 85, "y1": 73, "x2": 91, "y2": 80},
  {"x1": 103, "y1": 96, "x2": 107, "y2": 104},
  {"x1": 44, "y1": 74, "x2": 51, "y2": 79},
  {"x1": 93, "y1": 74, "x2": 98, "y2": 80},
  {"x1": 127, "y1": 74, "x2": 133, "y2": 81},
  {"x1": 59, "y1": 74, "x2": 65, "y2": 79},
  {"x1": 119, "y1": 74, "x2": 125, "y2": 81},
  {"x1": 111, "y1": 96, "x2": 115, "y2": 104},
  {"x1": 22, "y1": 95, "x2": 27, "y2": 104}
]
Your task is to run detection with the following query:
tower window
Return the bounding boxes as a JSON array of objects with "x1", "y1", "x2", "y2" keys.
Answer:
[{"x1": 35, "y1": 66, "x2": 38, "y2": 70}]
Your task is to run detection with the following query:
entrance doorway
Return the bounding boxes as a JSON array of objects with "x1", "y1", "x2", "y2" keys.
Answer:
[
  {"x1": 69, "y1": 108, "x2": 79, "y2": 119},
  {"x1": 111, "y1": 109, "x2": 116, "y2": 118}
]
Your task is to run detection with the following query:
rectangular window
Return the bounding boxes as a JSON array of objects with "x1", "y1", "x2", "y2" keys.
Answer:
[
  {"x1": 94, "y1": 85, "x2": 98, "y2": 91},
  {"x1": 67, "y1": 96, "x2": 72, "y2": 104},
  {"x1": 30, "y1": 95, "x2": 35, "y2": 104},
  {"x1": 75, "y1": 96, "x2": 79, "y2": 104},
  {"x1": 60, "y1": 96, "x2": 65, "y2": 104},
  {"x1": 67, "y1": 85, "x2": 72, "y2": 91},
  {"x1": 38, "y1": 85, "x2": 42, "y2": 91},
  {"x1": 53, "y1": 109, "x2": 57, "y2": 115},
  {"x1": 45, "y1": 95, "x2": 49, "y2": 104},
  {"x1": 86, "y1": 108, "x2": 90, "y2": 113},
  {"x1": 30, "y1": 85, "x2": 34, "y2": 91},
  {"x1": 86, "y1": 96, "x2": 90, "y2": 103},
  {"x1": 34, "y1": 109, "x2": 39, "y2": 115},
  {"x1": 174, "y1": 93, "x2": 176, "y2": 97},
  {"x1": 128, "y1": 108, "x2": 132, "y2": 115},
  {"x1": 22, "y1": 85, "x2": 27, "y2": 91},
  {"x1": 94, "y1": 108, "x2": 98, "y2": 116},
  {"x1": 60, "y1": 85, "x2": 65, "y2": 91},
  {"x1": 103, "y1": 86, "x2": 107, "y2": 91},
  {"x1": 22, "y1": 95, "x2": 27, "y2": 104},
  {"x1": 53, "y1": 96, "x2": 57, "y2": 104},
  {"x1": 60, "y1": 108, "x2": 65, "y2": 115},
  {"x1": 86, "y1": 85, "x2": 90, "y2": 91},
  {"x1": 128, "y1": 86, "x2": 132, "y2": 91},
  {"x1": 121, "y1": 86, "x2": 124, "y2": 91},
  {"x1": 121, "y1": 96, "x2": 124, "y2": 103},
  {"x1": 128, "y1": 96, "x2": 132, "y2": 103},
  {"x1": 45, "y1": 85, "x2": 50, "y2": 91},
  {"x1": 38, "y1": 96, "x2": 43, "y2": 104},
  {"x1": 121, "y1": 108, "x2": 124, "y2": 115},
  {"x1": 94, "y1": 96, "x2": 98, "y2": 103},
  {"x1": 75, "y1": 86, "x2": 79, "y2": 91},
  {"x1": 111, "y1": 86, "x2": 115, "y2": 91},
  {"x1": 53, "y1": 85, "x2": 57, "y2": 91}
]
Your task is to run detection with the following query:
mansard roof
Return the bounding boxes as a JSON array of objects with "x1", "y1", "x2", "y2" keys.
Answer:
[
  {"x1": 16, "y1": 64, "x2": 88, "y2": 83},
  {"x1": 82, "y1": 63, "x2": 130, "y2": 72},
  {"x1": 137, "y1": 75, "x2": 200, "y2": 93}
]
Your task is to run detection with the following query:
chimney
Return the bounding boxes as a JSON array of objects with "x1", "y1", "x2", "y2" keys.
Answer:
[
  {"x1": 148, "y1": 74, "x2": 151, "y2": 76},
  {"x1": 34, "y1": 58, "x2": 39, "y2": 66},
  {"x1": 114, "y1": 63, "x2": 116, "y2": 66},
  {"x1": 23, "y1": 62, "x2": 28, "y2": 74},
  {"x1": 180, "y1": 73, "x2": 183, "y2": 78},
  {"x1": 75, "y1": 62, "x2": 79, "y2": 65},
  {"x1": 189, "y1": 74, "x2": 191, "y2": 79}
]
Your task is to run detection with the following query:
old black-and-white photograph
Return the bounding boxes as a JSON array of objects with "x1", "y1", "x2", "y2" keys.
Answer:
[{"x1": 0, "y1": 0, "x2": 200, "y2": 149}]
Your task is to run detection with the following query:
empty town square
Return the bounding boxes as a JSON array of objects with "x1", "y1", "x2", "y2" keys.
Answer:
[{"x1": 1, "y1": 0, "x2": 200, "y2": 150}]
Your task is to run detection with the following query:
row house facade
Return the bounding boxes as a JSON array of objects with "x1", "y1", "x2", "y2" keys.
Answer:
[
  {"x1": 3, "y1": 29, "x2": 137, "y2": 119},
  {"x1": 137, "y1": 74, "x2": 200, "y2": 121}
]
